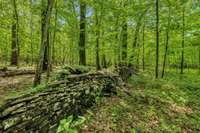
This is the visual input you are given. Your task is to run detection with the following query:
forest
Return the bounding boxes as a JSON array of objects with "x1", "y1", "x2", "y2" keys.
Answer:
[{"x1": 0, "y1": 0, "x2": 200, "y2": 132}]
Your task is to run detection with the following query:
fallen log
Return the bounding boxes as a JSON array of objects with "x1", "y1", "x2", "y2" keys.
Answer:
[
  {"x1": 0, "y1": 72, "x2": 121, "y2": 133},
  {"x1": 0, "y1": 69, "x2": 35, "y2": 77},
  {"x1": 0, "y1": 67, "x2": 7, "y2": 72}
]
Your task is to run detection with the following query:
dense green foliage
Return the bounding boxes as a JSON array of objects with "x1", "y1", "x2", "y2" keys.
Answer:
[
  {"x1": 57, "y1": 115, "x2": 86, "y2": 133},
  {"x1": 0, "y1": 0, "x2": 199, "y2": 74}
]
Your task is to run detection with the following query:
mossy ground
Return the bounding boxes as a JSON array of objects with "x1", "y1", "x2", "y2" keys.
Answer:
[{"x1": 81, "y1": 69, "x2": 200, "y2": 133}]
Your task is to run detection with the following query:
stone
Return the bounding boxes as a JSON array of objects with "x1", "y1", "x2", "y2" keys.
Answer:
[{"x1": 0, "y1": 72, "x2": 120, "y2": 132}]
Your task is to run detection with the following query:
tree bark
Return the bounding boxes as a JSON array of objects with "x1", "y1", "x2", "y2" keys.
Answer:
[
  {"x1": 42, "y1": 1, "x2": 50, "y2": 71},
  {"x1": 79, "y1": 0, "x2": 86, "y2": 65},
  {"x1": 46, "y1": 30, "x2": 51, "y2": 81},
  {"x1": 95, "y1": 10, "x2": 101, "y2": 70},
  {"x1": 142, "y1": 23, "x2": 145, "y2": 71},
  {"x1": 52, "y1": 0, "x2": 58, "y2": 65},
  {"x1": 11, "y1": 0, "x2": 19, "y2": 66},
  {"x1": 121, "y1": 23, "x2": 128, "y2": 62},
  {"x1": 29, "y1": 0, "x2": 34, "y2": 65},
  {"x1": 34, "y1": 0, "x2": 55, "y2": 86},
  {"x1": 161, "y1": 7, "x2": 170, "y2": 78},
  {"x1": 180, "y1": 7, "x2": 185, "y2": 74},
  {"x1": 155, "y1": 0, "x2": 159, "y2": 78},
  {"x1": 101, "y1": 30, "x2": 107, "y2": 68},
  {"x1": 114, "y1": 17, "x2": 119, "y2": 66},
  {"x1": 199, "y1": 47, "x2": 200, "y2": 74},
  {"x1": 121, "y1": 2, "x2": 128, "y2": 63}
]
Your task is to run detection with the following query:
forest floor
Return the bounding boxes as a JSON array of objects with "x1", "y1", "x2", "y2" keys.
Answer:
[
  {"x1": 0, "y1": 66, "x2": 47, "y2": 105},
  {"x1": 0, "y1": 74, "x2": 34, "y2": 104},
  {"x1": 0, "y1": 68, "x2": 200, "y2": 132},
  {"x1": 81, "y1": 69, "x2": 200, "y2": 133}
]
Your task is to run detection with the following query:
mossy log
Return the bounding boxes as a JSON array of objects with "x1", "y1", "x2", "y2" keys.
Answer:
[{"x1": 0, "y1": 72, "x2": 121, "y2": 133}]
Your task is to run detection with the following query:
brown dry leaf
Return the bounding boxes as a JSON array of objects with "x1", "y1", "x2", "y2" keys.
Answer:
[
  {"x1": 171, "y1": 103, "x2": 193, "y2": 114},
  {"x1": 150, "y1": 116, "x2": 160, "y2": 126}
]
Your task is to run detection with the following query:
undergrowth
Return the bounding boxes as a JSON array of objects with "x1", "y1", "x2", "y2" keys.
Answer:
[{"x1": 80, "y1": 69, "x2": 200, "y2": 133}]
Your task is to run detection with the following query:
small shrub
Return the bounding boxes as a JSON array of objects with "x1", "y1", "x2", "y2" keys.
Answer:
[
  {"x1": 52, "y1": 69, "x2": 70, "y2": 81},
  {"x1": 57, "y1": 115, "x2": 86, "y2": 133},
  {"x1": 32, "y1": 83, "x2": 47, "y2": 92},
  {"x1": 72, "y1": 65, "x2": 90, "y2": 74}
]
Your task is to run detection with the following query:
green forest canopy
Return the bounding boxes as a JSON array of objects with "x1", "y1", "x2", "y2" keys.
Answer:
[{"x1": 0, "y1": 0, "x2": 199, "y2": 78}]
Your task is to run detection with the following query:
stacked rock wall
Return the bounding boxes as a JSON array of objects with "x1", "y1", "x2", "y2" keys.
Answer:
[{"x1": 0, "y1": 72, "x2": 120, "y2": 133}]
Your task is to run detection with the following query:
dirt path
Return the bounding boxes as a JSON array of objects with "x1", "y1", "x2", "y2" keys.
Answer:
[{"x1": 0, "y1": 74, "x2": 34, "y2": 101}]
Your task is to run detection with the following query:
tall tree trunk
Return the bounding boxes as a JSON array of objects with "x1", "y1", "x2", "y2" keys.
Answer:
[
  {"x1": 132, "y1": 14, "x2": 144, "y2": 48},
  {"x1": 41, "y1": 1, "x2": 50, "y2": 71},
  {"x1": 130, "y1": 17, "x2": 141, "y2": 64},
  {"x1": 34, "y1": 0, "x2": 54, "y2": 86},
  {"x1": 43, "y1": 31, "x2": 50, "y2": 71},
  {"x1": 121, "y1": 1, "x2": 128, "y2": 63},
  {"x1": 180, "y1": 7, "x2": 185, "y2": 74},
  {"x1": 46, "y1": 30, "x2": 51, "y2": 80},
  {"x1": 79, "y1": 0, "x2": 86, "y2": 65},
  {"x1": 95, "y1": 10, "x2": 101, "y2": 70},
  {"x1": 161, "y1": 7, "x2": 170, "y2": 78},
  {"x1": 136, "y1": 35, "x2": 140, "y2": 68},
  {"x1": 29, "y1": 0, "x2": 34, "y2": 65},
  {"x1": 101, "y1": 30, "x2": 107, "y2": 68},
  {"x1": 121, "y1": 22, "x2": 128, "y2": 62},
  {"x1": 142, "y1": 23, "x2": 145, "y2": 71},
  {"x1": 199, "y1": 47, "x2": 200, "y2": 74},
  {"x1": 130, "y1": 9, "x2": 147, "y2": 65},
  {"x1": 11, "y1": 0, "x2": 19, "y2": 66},
  {"x1": 52, "y1": 0, "x2": 58, "y2": 65},
  {"x1": 114, "y1": 17, "x2": 119, "y2": 66},
  {"x1": 155, "y1": 0, "x2": 159, "y2": 78}
]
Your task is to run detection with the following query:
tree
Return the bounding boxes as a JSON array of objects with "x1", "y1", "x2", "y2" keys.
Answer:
[
  {"x1": 101, "y1": 30, "x2": 107, "y2": 68},
  {"x1": 142, "y1": 22, "x2": 145, "y2": 71},
  {"x1": 52, "y1": 0, "x2": 58, "y2": 65},
  {"x1": 79, "y1": 0, "x2": 86, "y2": 65},
  {"x1": 121, "y1": 22, "x2": 128, "y2": 62},
  {"x1": 161, "y1": 6, "x2": 171, "y2": 78},
  {"x1": 0, "y1": 0, "x2": 199, "y2": 78},
  {"x1": 95, "y1": 9, "x2": 101, "y2": 70},
  {"x1": 29, "y1": 0, "x2": 34, "y2": 65},
  {"x1": 41, "y1": 0, "x2": 50, "y2": 71},
  {"x1": 121, "y1": 1, "x2": 128, "y2": 63},
  {"x1": 199, "y1": 46, "x2": 200, "y2": 74},
  {"x1": 34, "y1": 0, "x2": 55, "y2": 86},
  {"x1": 180, "y1": 7, "x2": 185, "y2": 74},
  {"x1": 155, "y1": 0, "x2": 159, "y2": 78},
  {"x1": 11, "y1": 0, "x2": 19, "y2": 66}
]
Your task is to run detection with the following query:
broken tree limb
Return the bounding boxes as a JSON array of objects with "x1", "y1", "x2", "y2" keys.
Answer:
[{"x1": 0, "y1": 71, "x2": 122, "y2": 132}]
